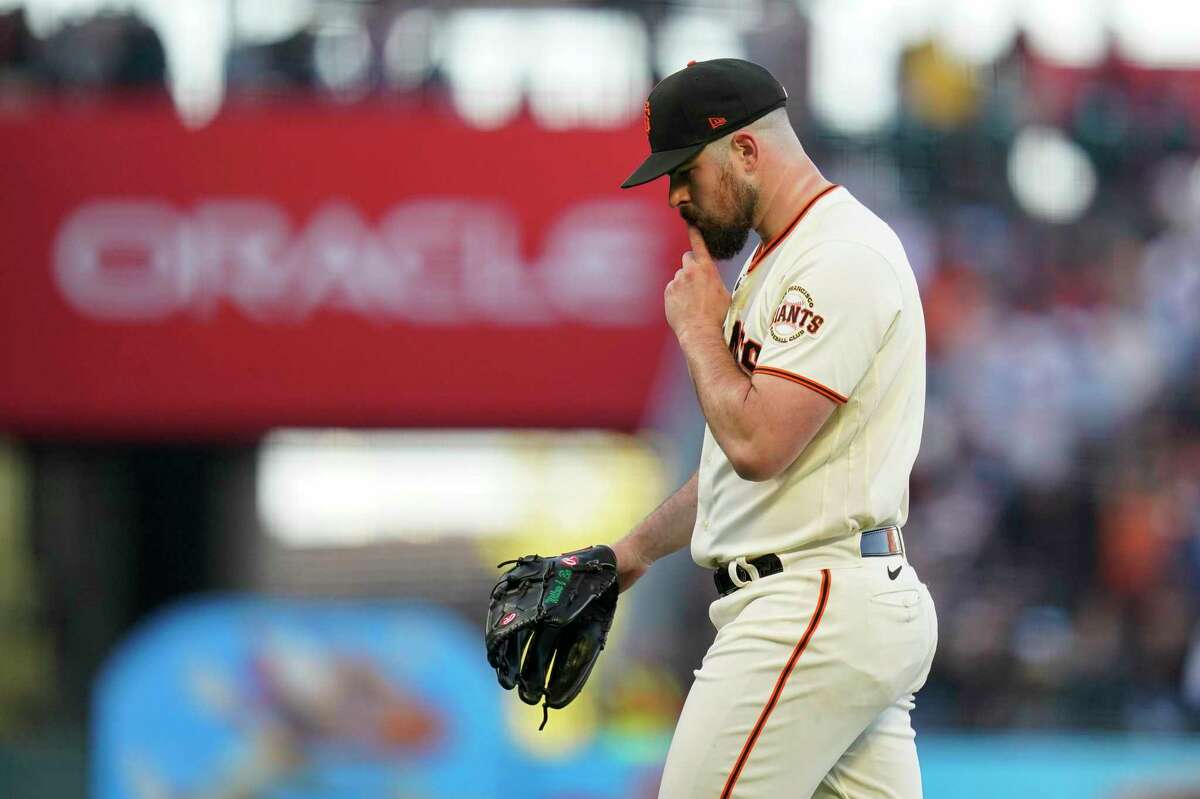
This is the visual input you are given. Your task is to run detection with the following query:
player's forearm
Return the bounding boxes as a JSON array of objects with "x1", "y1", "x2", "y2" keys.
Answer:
[
  {"x1": 677, "y1": 326, "x2": 766, "y2": 478},
  {"x1": 611, "y1": 472, "x2": 697, "y2": 590}
]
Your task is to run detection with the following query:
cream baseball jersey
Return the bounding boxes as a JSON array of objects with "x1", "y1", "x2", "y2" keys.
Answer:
[{"x1": 691, "y1": 185, "x2": 926, "y2": 567}]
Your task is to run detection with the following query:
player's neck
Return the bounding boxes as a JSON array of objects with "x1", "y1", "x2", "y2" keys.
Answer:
[{"x1": 754, "y1": 163, "x2": 834, "y2": 247}]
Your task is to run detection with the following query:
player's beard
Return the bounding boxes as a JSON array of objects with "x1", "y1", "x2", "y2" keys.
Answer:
[{"x1": 681, "y1": 164, "x2": 758, "y2": 260}]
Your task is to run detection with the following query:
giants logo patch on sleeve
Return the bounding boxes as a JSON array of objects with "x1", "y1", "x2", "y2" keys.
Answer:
[{"x1": 770, "y1": 285, "x2": 825, "y2": 342}]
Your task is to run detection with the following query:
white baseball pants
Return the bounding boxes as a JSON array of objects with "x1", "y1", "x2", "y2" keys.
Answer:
[{"x1": 658, "y1": 544, "x2": 938, "y2": 798}]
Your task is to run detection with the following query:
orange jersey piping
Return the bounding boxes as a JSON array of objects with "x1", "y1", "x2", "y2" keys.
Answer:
[
  {"x1": 753, "y1": 366, "x2": 848, "y2": 405},
  {"x1": 746, "y1": 183, "x2": 841, "y2": 275}
]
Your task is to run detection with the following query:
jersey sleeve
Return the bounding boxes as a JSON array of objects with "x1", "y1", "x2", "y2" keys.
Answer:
[{"x1": 753, "y1": 240, "x2": 902, "y2": 404}]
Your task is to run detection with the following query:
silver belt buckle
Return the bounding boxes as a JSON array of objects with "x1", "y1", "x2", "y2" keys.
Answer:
[{"x1": 727, "y1": 555, "x2": 761, "y2": 588}]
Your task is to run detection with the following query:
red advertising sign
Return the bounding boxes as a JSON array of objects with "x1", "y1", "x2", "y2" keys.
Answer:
[{"x1": 0, "y1": 102, "x2": 682, "y2": 437}]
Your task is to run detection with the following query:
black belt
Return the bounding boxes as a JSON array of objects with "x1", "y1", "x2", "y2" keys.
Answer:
[{"x1": 713, "y1": 526, "x2": 904, "y2": 596}]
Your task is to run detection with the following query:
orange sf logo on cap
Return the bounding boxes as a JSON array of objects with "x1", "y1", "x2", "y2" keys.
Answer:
[{"x1": 643, "y1": 101, "x2": 651, "y2": 134}]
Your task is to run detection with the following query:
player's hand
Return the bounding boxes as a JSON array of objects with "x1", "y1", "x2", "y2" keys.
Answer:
[{"x1": 664, "y1": 226, "x2": 731, "y2": 341}]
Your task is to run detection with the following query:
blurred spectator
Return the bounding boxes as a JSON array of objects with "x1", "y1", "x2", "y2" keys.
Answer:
[{"x1": 37, "y1": 13, "x2": 164, "y2": 91}]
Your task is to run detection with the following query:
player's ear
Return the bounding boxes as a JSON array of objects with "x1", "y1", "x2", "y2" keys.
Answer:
[{"x1": 730, "y1": 131, "x2": 758, "y2": 173}]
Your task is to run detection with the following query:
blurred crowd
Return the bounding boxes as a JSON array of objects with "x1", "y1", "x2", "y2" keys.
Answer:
[
  {"x1": 2, "y1": 1, "x2": 1199, "y2": 736},
  {"x1": 838, "y1": 50, "x2": 1200, "y2": 731},
  {"x1": 0, "y1": 8, "x2": 164, "y2": 91}
]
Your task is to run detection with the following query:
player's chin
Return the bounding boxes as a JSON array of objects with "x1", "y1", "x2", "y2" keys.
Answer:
[{"x1": 699, "y1": 225, "x2": 751, "y2": 261}]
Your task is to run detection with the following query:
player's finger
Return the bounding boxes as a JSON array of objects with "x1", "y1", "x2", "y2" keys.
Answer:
[{"x1": 687, "y1": 225, "x2": 711, "y2": 261}]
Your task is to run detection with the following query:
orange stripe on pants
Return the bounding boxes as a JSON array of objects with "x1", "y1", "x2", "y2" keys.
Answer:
[{"x1": 720, "y1": 568, "x2": 832, "y2": 798}]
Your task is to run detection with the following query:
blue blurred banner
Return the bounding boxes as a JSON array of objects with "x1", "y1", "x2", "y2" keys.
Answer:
[
  {"x1": 92, "y1": 598, "x2": 500, "y2": 797},
  {"x1": 921, "y1": 734, "x2": 1200, "y2": 798},
  {"x1": 92, "y1": 598, "x2": 657, "y2": 799},
  {"x1": 92, "y1": 596, "x2": 1200, "y2": 798}
]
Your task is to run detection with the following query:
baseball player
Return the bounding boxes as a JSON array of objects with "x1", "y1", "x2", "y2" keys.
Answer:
[{"x1": 612, "y1": 59, "x2": 938, "y2": 798}]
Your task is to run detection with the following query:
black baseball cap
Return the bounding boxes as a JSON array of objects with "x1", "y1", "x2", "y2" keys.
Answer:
[{"x1": 620, "y1": 58, "x2": 788, "y2": 189}]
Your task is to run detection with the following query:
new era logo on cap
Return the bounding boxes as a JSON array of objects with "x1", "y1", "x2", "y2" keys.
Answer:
[{"x1": 620, "y1": 58, "x2": 789, "y2": 189}]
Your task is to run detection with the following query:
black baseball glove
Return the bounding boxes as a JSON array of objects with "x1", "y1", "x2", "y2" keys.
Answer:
[{"x1": 485, "y1": 544, "x2": 619, "y2": 728}]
